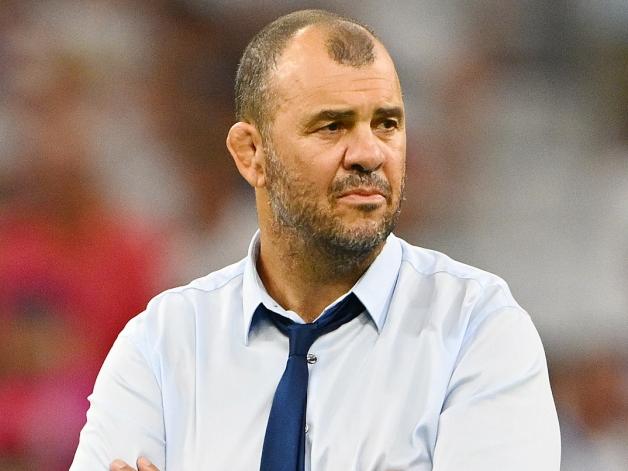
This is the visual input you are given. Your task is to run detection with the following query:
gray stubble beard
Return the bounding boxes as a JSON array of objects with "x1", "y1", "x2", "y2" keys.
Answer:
[{"x1": 264, "y1": 144, "x2": 404, "y2": 272}]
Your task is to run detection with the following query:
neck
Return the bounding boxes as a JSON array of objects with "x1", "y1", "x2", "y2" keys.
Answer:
[{"x1": 256, "y1": 223, "x2": 383, "y2": 323}]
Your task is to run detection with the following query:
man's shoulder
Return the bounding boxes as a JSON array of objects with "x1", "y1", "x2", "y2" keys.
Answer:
[
  {"x1": 394, "y1": 236, "x2": 521, "y2": 316},
  {"x1": 122, "y1": 258, "x2": 248, "y2": 335},
  {"x1": 154, "y1": 257, "x2": 247, "y2": 302},
  {"x1": 396, "y1": 237, "x2": 508, "y2": 289}
]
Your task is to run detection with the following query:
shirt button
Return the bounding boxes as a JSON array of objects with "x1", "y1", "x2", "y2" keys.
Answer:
[
  {"x1": 306, "y1": 353, "x2": 317, "y2": 364},
  {"x1": 305, "y1": 424, "x2": 309, "y2": 433}
]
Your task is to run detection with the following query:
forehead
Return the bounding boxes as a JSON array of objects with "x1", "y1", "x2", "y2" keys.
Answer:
[{"x1": 271, "y1": 25, "x2": 403, "y2": 113}]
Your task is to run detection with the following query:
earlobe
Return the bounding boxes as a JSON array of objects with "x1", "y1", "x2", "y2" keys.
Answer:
[{"x1": 226, "y1": 122, "x2": 266, "y2": 187}]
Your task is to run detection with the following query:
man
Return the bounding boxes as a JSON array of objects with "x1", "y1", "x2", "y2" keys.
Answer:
[{"x1": 71, "y1": 9, "x2": 560, "y2": 471}]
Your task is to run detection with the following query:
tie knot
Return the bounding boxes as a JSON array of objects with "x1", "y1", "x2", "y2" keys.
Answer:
[
  {"x1": 259, "y1": 293, "x2": 365, "y2": 356},
  {"x1": 287, "y1": 324, "x2": 321, "y2": 356}
]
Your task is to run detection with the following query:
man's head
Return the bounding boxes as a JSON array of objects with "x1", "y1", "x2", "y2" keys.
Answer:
[
  {"x1": 227, "y1": 10, "x2": 406, "y2": 261},
  {"x1": 235, "y1": 10, "x2": 377, "y2": 135}
]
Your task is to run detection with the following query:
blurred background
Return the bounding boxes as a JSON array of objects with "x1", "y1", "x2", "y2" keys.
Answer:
[{"x1": 0, "y1": 0, "x2": 626, "y2": 469}]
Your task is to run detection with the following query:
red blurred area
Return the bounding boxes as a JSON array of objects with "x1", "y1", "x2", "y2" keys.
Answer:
[{"x1": 0, "y1": 176, "x2": 164, "y2": 470}]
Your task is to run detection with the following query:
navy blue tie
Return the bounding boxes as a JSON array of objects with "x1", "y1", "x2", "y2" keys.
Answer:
[{"x1": 258, "y1": 293, "x2": 365, "y2": 471}]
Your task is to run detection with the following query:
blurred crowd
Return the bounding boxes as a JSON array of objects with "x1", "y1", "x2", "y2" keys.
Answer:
[{"x1": 0, "y1": 0, "x2": 626, "y2": 469}]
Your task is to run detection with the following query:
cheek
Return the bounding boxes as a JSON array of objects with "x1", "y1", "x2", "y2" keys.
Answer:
[
  {"x1": 282, "y1": 165, "x2": 331, "y2": 202},
  {"x1": 293, "y1": 153, "x2": 340, "y2": 193},
  {"x1": 385, "y1": 153, "x2": 406, "y2": 188}
]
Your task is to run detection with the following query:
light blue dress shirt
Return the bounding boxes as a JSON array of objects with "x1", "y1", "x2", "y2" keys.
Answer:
[{"x1": 70, "y1": 232, "x2": 560, "y2": 470}]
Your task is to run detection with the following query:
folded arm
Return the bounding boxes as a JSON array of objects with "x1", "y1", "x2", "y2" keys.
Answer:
[
  {"x1": 433, "y1": 307, "x2": 561, "y2": 470},
  {"x1": 70, "y1": 326, "x2": 166, "y2": 470}
]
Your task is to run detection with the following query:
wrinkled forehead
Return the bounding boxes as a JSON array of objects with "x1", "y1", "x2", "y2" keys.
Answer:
[{"x1": 270, "y1": 25, "x2": 402, "y2": 109}]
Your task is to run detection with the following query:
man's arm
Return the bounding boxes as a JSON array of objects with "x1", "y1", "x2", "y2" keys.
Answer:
[
  {"x1": 70, "y1": 325, "x2": 166, "y2": 470},
  {"x1": 432, "y1": 307, "x2": 560, "y2": 470}
]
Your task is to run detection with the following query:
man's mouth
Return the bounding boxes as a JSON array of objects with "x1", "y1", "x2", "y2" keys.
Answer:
[
  {"x1": 337, "y1": 187, "x2": 388, "y2": 204},
  {"x1": 331, "y1": 174, "x2": 392, "y2": 206}
]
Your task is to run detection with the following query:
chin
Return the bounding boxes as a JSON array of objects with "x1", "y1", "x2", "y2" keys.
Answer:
[{"x1": 324, "y1": 220, "x2": 392, "y2": 253}]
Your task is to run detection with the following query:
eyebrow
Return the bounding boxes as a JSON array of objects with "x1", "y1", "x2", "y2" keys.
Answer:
[
  {"x1": 374, "y1": 106, "x2": 404, "y2": 121},
  {"x1": 302, "y1": 106, "x2": 404, "y2": 129},
  {"x1": 302, "y1": 109, "x2": 356, "y2": 129}
]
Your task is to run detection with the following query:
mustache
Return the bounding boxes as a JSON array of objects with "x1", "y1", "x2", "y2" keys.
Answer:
[{"x1": 330, "y1": 173, "x2": 392, "y2": 198}]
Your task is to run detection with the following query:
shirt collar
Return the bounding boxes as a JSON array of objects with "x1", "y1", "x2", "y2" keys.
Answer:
[{"x1": 242, "y1": 230, "x2": 402, "y2": 345}]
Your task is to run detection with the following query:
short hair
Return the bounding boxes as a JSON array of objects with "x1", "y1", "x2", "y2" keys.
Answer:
[{"x1": 234, "y1": 9, "x2": 377, "y2": 134}]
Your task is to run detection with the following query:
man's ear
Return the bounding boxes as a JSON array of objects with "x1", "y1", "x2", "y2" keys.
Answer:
[{"x1": 226, "y1": 122, "x2": 266, "y2": 188}]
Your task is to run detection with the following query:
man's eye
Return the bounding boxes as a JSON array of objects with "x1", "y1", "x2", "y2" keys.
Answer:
[
  {"x1": 379, "y1": 119, "x2": 398, "y2": 130},
  {"x1": 320, "y1": 122, "x2": 342, "y2": 132}
]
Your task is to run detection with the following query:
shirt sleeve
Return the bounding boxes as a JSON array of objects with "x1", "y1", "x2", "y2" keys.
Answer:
[
  {"x1": 69, "y1": 323, "x2": 166, "y2": 470},
  {"x1": 432, "y1": 306, "x2": 561, "y2": 471}
]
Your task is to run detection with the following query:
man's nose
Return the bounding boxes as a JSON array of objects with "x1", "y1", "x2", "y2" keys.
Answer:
[{"x1": 342, "y1": 125, "x2": 385, "y2": 173}]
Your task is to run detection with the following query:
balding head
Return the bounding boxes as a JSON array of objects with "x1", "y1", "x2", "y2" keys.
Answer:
[{"x1": 234, "y1": 9, "x2": 380, "y2": 136}]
